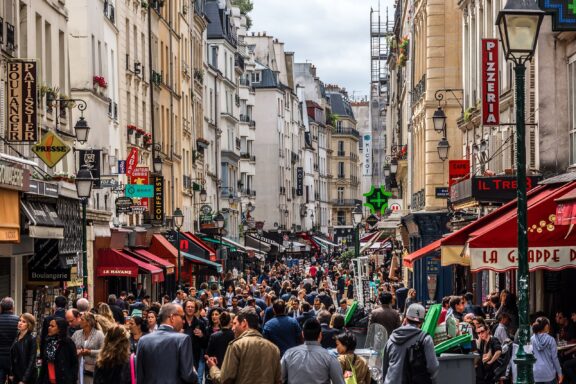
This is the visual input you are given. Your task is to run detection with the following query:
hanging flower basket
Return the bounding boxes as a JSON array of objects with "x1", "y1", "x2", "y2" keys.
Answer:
[
  {"x1": 127, "y1": 124, "x2": 137, "y2": 134},
  {"x1": 136, "y1": 128, "x2": 145, "y2": 137}
]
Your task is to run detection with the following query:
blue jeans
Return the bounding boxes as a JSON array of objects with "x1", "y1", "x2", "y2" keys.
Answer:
[{"x1": 197, "y1": 357, "x2": 205, "y2": 384}]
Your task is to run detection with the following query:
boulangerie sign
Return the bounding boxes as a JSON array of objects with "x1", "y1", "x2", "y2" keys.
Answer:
[
  {"x1": 7, "y1": 61, "x2": 38, "y2": 142},
  {"x1": 482, "y1": 39, "x2": 500, "y2": 125}
]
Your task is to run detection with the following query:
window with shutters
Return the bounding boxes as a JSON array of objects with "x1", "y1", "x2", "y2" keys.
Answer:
[{"x1": 569, "y1": 57, "x2": 576, "y2": 165}]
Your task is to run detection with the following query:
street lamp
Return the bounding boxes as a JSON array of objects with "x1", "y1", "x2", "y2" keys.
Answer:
[
  {"x1": 200, "y1": 188, "x2": 207, "y2": 202},
  {"x1": 390, "y1": 158, "x2": 398, "y2": 174},
  {"x1": 437, "y1": 137, "x2": 451, "y2": 161},
  {"x1": 214, "y1": 212, "x2": 225, "y2": 261},
  {"x1": 352, "y1": 205, "x2": 363, "y2": 260},
  {"x1": 153, "y1": 153, "x2": 163, "y2": 174},
  {"x1": 74, "y1": 116, "x2": 90, "y2": 144},
  {"x1": 75, "y1": 166, "x2": 94, "y2": 297},
  {"x1": 432, "y1": 106, "x2": 447, "y2": 133},
  {"x1": 173, "y1": 208, "x2": 184, "y2": 289},
  {"x1": 383, "y1": 164, "x2": 391, "y2": 177},
  {"x1": 497, "y1": 0, "x2": 544, "y2": 382}
]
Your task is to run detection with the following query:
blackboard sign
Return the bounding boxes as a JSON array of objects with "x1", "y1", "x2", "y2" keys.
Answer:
[
  {"x1": 361, "y1": 278, "x2": 371, "y2": 305},
  {"x1": 544, "y1": 270, "x2": 561, "y2": 292}
]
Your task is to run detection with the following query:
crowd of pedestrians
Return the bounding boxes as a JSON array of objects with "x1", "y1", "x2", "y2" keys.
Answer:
[{"x1": 0, "y1": 255, "x2": 575, "y2": 384}]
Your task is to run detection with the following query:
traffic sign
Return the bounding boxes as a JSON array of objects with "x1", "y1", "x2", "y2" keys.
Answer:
[
  {"x1": 125, "y1": 184, "x2": 154, "y2": 198},
  {"x1": 366, "y1": 214, "x2": 379, "y2": 227},
  {"x1": 31, "y1": 131, "x2": 70, "y2": 168}
]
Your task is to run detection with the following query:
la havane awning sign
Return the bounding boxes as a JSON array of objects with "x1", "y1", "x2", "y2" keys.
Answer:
[{"x1": 32, "y1": 131, "x2": 71, "y2": 168}]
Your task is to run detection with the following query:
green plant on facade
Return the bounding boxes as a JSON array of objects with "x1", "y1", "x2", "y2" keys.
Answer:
[{"x1": 464, "y1": 107, "x2": 477, "y2": 122}]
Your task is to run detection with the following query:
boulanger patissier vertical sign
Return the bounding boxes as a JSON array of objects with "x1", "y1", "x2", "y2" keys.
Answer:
[
  {"x1": 7, "y1": 61, "x2": 38, "y2": 142},
  {"x1": 482, "y1": 39, "x2": 499, "y2": 125},
  {"x1": 363, "y1": 134, "x2": 372, "y2": 176}
]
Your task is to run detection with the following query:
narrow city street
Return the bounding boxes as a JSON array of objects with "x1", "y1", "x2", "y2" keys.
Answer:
[{"x1": 1, "y1": 0, "x2": 576, "y2": 383}]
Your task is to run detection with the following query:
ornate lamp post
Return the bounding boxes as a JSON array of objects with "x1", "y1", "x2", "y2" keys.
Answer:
[
  {"x1": 75, "y1": 166, "x2": 94, "y2": 296},
  {"x1": 173, "y1": 208, "x2": 184, "y2": 289},
  {"x1": 497, "y1": 0, "x2": 544, "y2": 382}
]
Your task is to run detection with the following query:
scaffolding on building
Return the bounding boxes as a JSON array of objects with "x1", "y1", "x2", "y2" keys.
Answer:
[{"x1": 370, "y1": 4, "x2": 394, "y2": 189}]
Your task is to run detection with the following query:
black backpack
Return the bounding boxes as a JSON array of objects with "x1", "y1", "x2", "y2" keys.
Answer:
[{"x1": 403, "y1": 332, "x2": 433, "y2": 384}]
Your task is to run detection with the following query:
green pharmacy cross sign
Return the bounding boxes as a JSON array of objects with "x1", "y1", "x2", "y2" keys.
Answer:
[
  {"x1": 540, "y1": 0, "x2": 576, "y2": 31},
  {"x1": 363, "y1": 185, "x2": 392, "y2": 215}
]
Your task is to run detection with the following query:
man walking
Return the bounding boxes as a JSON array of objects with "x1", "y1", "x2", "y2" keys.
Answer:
[
  {"x1": 136, "y1": 303, "x2": 198, "y2": 384},
  {"x1": 382, "y1": 303, "x2": 439, "y2": 384},
  {"x1": 0, "y1": 297, "x2": 19, "y2": 384},
  {"x1": 369, "y1": 292, "x2": 401, "y2": 337},
  {"x1": 281, "y1": 318, "x2": 345, "y2": 384},
  {"x1": 262, "y1": 300, "x2": 303, "y2": 356},
  {"x1": 206, "y1": 307, "x2": 281, "y2": 384}
]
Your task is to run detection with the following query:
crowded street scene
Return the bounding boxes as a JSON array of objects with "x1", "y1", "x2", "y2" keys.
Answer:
[{"x1": 2, "y1": 0, "x2": 576, "y2": 383}]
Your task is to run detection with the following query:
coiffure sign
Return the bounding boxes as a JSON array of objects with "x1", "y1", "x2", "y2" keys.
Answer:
[{"x1": 482, "y1": 39, "x2": 499, "y2": 125}]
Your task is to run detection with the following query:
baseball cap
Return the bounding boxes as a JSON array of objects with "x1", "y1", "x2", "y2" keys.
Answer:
[{"x1": 405, "y1": 303, "x2": 426, "y2": 323}]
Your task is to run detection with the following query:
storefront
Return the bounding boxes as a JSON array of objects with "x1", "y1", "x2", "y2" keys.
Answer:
[
  {"x1": 148, "y1": 233, "x2": 221, "y2": 290},
  {"x1": 405, "y1": 179, "x2": 576, "y2": 314},
  {"x1": 0, "y1": 160, "x2": 30, "y2": 305},
  {"x1": 96, "y1": 248, "x2": 164, "y2": 301}
]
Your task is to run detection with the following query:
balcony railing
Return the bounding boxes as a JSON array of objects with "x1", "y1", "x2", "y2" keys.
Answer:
[
  {"x1": 333, "y1": 127, "x2": 360, "y2": 139},
  {"x1": 239, "y1": 77, "x2": 251, "y2": 86},
  {"x1": 332, "y1": 199, "x2": 363, "y2": 207},
  {"x1": 234, "y1": 52, "x2": 245, "y2": 71},
  {"x1": 337, "y1": 151, "x2": 345, "y2": 157}
]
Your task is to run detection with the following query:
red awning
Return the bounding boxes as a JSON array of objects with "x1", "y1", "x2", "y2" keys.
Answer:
[
  {"x1": 133, "y1": 249, "x2": 175, "y2": 274},
  {"x1": 297, "y1": 232, "x2": 320, "y2": 251},
  {"x1": 97, "y1": 249, "x2": 164, "y2": 283},
  {"x1": 149, "y1": 234, "x2": 178, "y2": 259},
  {"x1": 403, "y1": 239, "x2": 442, "y2": 268},
  {"x1": 440, "y1": 185, "x2": 556, "y2": 266},
  {"x1": 183, "y1": 232, "x2": 217, "y2": 258},
  {"x1": 468, "y1": 181, "x2": 576, "y2": 272},
  {"x1": 555, "y1": 186, "x2": 576, "y2": 225}
]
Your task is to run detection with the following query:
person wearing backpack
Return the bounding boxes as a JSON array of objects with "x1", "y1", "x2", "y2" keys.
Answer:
[{"x1": 382, "y1": 303, "x2": 439, "y2": 384}]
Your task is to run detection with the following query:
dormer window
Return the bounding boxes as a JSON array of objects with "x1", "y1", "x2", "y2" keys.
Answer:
[{"x1": 251, "y1": 71, "x2": 261, "y2": 83}]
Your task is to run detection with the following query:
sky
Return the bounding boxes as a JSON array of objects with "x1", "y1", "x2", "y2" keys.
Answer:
[{"x1": 250, "y1": 0, "x2": 395, "y2": 100}]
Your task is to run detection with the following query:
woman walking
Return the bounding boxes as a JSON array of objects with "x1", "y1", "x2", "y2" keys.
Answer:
[
  {"x1": 126, "y1": 316, "x2": 147, "y2": 353},
  {"x1": 93, "y1": 326, "x2": 131, "y2": 384},
  {"x1": 335, "y1": 333, "x2": 372, "y2": 384},
  {"x1": 71, "y1": 312, "x2": 105, "y2": 384},
  {"x1": 38, "y1": 318, "x2": 78, "y2": 384},
  {"x1": 531, "y1": 316, "x2": 563, "y2": 384},
  {"x1": 9, "y1": 313, "x2": 37, "y2": 384}
]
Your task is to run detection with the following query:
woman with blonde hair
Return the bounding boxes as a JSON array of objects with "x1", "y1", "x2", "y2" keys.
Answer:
[
  {"x1": 93, "y1": 326, "x2": 131, "y2": 384},
  {"x1": 9, "y1": 313, "x2": 37, "y2": 384},
  {"x1": 71, "y1": 312, "x2": 105, "y2": 384}
]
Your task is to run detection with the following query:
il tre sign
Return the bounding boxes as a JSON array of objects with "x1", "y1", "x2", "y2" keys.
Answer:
[{"x1": 472, "y1": 176, "x2": 541, "y2": 202}]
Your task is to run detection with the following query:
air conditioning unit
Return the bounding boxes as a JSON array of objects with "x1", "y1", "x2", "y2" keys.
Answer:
[{"x1": 134, "y1": 62, "x2": 142, "y2": 75}]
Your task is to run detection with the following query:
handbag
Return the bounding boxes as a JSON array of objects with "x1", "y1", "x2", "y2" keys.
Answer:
[
  {"x1": 344, "y1": 355, "x2": 358, "y2": 384},
  {"x1": 130, "y1": 353, "x2": 136, "y2": 384}
]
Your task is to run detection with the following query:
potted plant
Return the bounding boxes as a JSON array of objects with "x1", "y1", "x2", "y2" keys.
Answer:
[
  {"x1": 93, "y1": 75, "x2": 108, "y2": 89},
  {"x1": 141, "y1": 0, "x2": 148, "y2": 8},
  {"x1": 136, "y1": 127, "x2": 145, "y2": 137},
  {"x1": 127, "y1": 124, "x2": 137, "y2": 134},
  {"x1": 143, "y1": 133, "x2": 152, "y2": 148}
]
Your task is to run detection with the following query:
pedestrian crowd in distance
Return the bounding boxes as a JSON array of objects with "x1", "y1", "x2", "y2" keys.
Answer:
[{"x1": 1, "y1": 257, "x2": 575, "y2": 384}]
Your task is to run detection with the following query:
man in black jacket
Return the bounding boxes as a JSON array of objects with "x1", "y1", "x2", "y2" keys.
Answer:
[
  {"x1": 0, "y1": 297, "x2": 19, "y2": 384},
  {"x1": 317, "y1": 310, "x2": 339, "y2": 349},
  {"x1": 369, "y1": 292, "x2": 401, "y2": 337}
]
